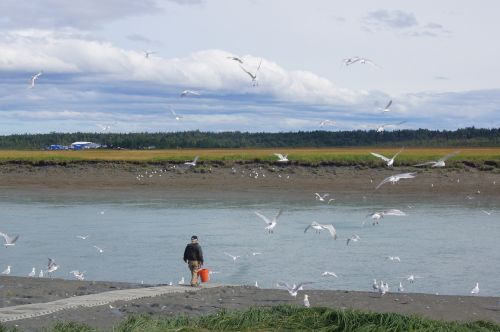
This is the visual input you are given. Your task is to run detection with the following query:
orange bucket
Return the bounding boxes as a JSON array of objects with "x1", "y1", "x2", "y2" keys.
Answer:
[{"x1": 197, "y1": 268, "x2": 210, "y2": 283}]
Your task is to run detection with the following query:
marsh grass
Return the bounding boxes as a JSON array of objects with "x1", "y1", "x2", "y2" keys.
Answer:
[
  {"x1": 0, "y1": 148, "x2": 498, "y2": 168},
  {"x1": 18, "y1": 305, "x2": 500, "y2": 332}
]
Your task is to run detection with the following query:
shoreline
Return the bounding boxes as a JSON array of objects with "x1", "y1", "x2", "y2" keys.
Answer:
[
  {"x1": 1, "y1": 277, "x2": 499, "y2": 330},
  {"x1": 0, "y1": 163, "x2": 498, "y2": 197}
]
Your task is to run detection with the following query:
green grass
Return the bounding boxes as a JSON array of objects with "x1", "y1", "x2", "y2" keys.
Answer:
[
  {"x1": 5, "y1": 305, "x2": 497, "y2": 332},
  {"x1": 0, "y1": 148, "x2": 499, "y2": 168}
]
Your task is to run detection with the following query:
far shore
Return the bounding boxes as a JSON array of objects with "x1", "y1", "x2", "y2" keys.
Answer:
[
  {"x1": 1, "y1": 276, "x2": 499, "y2": 330},
  {"x1": 0, "y1": 162, "x2": 498, "y2": 200}
]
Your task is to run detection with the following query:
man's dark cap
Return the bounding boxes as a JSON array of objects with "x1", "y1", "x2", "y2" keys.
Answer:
[{"x1": 191, "y1": 235, "x2": 198, "y2": 240}]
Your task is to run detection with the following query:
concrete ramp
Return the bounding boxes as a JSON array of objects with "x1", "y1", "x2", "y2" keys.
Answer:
[{"x1": 0, "y1": 284, "x2": 220, "y2": 322}]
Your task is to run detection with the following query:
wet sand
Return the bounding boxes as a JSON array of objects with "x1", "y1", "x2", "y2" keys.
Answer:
[{"x1": 0, "y1": 277, "x2": 499, "y2": 331}]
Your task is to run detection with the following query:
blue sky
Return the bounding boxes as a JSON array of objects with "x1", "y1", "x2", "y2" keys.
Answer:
[{"x1": 0, "y1": 0, "x2": 499, "y2": 133}]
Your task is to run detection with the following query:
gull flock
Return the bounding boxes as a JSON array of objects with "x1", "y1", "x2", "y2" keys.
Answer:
[{"x1": 1, "y1": 52, "x2": 494, "y2": 309}]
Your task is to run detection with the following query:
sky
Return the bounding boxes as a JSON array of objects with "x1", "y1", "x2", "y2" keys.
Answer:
[{"x1": 0, "y1": 0, "x2": 499, "y2": 134}]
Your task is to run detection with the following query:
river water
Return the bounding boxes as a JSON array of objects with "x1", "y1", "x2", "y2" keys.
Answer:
[{"x1": 0, "y1": 188, "x2": 498, "y2": 296}]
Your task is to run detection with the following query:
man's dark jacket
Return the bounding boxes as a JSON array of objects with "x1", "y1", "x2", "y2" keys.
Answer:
[{"x1": 183, "y1": 243, "x2": 204, "y2": 264}]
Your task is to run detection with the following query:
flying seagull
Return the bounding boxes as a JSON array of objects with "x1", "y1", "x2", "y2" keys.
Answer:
[
  {"x1": 0, "y1": 231, "x2": 19, "y2": 247},
  {"x1": 381, "y1": 100, "x2": 393, "y2": 112},
  {"x1": 375, "y1": 173, "x2": 417, "y2": 190},
  {"x1": 144, "y1": 51, "x2": 155, "y2": 58},
  {"x1": 224, "y1": 252, "x2": 241, "y2": 262},
  {"x1": 376, "y1": 121, "x2": 406, "y2": 133},
  {"x1": 76, "y1": 235, "x2": 89, "y2": 240},
  {"x1": 386, "y1": 256, "x2": 401, "y2": 262},
  {"x1": 254, "y1": 209, "x2": 283, "y2": 233},
  {"x1": 274, "y1": 153, "x2": 289, "y2": 162},
  {"x1": 226, "y1": 55, "x2": 244, "y2": 63},
  {"x1": 29, "y1": 71, "x2": 43, "y2": 88},
  {"x1": 169, "y1": 106, "x2": 183, "y2": 121},
  {"x1": 322, "y1": 271, "x2": 338, "y2": 277},
  {"x1": 470, "y1": 282, "x2": 480, "y2": 295},
  {"x1": 93, "y1": 245, "x2": 104, "y2": 253},
  {"x1": 304, "y1": 222, "x2": 337, "y2": 239},
  {"x1": 47, "y1": 258, "x2": 58, "y2": 276},
  {"x1": 180, "y1": 90, "x2": 200, "y2": 97},
  {"x1": 69, "y1": 270, "x2": 85, "y2": 280},
  {"x1": 365, "y1": 209, "x2": 406, "y2": 225},
  {"x1": 342, "y1": 57, "x2": 380, "y2": 68},
  {"x1": 314, "y1": 193, "x2": 330, "y2": 202},
  {"x1": 319, "y1": 120, "x2": 336, "y2": 127},
  {"x1": 346, "y1": 234, "x2": 360, "y2": 246},
  {"x1": 184, "y1": 156, "x2": 199, "y2": 167},
  {"x1": 277, "y1": 281, "x2": 314, "y2": 297},
  {"x1": 413, "y1": 151, "x2": 460, "y2": 168},
  {"x1": 370, "y1": 148, "x2": 404, "y2": 167},
  {"x1": 239, "y1": 58, "x2": 262, "y2": 86}
]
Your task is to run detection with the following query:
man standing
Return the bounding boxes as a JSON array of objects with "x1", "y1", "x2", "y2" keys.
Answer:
[{"x1": 183, "y1": 235, "x2": 204, "y2": 286}]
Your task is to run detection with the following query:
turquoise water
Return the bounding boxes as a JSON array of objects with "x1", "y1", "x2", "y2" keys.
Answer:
[{"x1": 0, "y1": 189, "x2": 498, "y2": 296}]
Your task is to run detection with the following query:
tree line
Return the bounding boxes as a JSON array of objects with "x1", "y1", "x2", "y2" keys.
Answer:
[{"x1": 0, "y1": 127, "x2": 499, "y2": 149}]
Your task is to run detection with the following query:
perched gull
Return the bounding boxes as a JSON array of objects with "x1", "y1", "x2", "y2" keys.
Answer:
[
  {"x1": 29, "y1": 71, "x2": 43, "y2": 88},
  {"x1": 255, "y1": 280, "x2": 259, "y2": 288},
  {"x1": 375, "y1": 173, "x2": 417, "y2": 190},
  {"x1": 1, "y1": 266, "x2": 11, "y2": 275},
  {"x1": 343, "y1": 57, "x2": 380, "y2": 68},
  {"x1": 365, "y1": 209, "x2": 406, "y2": 225},
  {"x1": 372, "y1": 279, "x2": 379, "y2": 291},
  {"x1": 321, "y1": 271, "x2": 338, "y2": 278},
  {"x1": 413, "y1": 151, "x2": 460, "y2": 168},
  {"x1": 346, "y1": 234, "x2": 360, "y2": 246},
  {"x1": 178, "y1": 277, "x2": 185, "y2": 285},
  {"x1": 314, "y1": 193, "x2": 330, "y2": 202},
  {"x1": 38, "y1": 269, "x2": 44, "y2": 278},
  {"x1": 378, "y1": 281, "x2": 388, "y2": 295},
  {"x1": 69, "y1": 270, "x2": 85, "y2": 281},
  {"x1": 227, "y1": 55, "x2": 244, "y2": 63},
  {"x1": 47, "y1": 258, "x2": 58, "y2": 276},
  {"x1": 239, "y1": 58, "x2": 262, "y2": 86},
  {"x1": 303, "y1": 294, "x2": 310, "y2": 308},
  {"x1": 277, "y1": 281, "x2": 314, "y2": 297},
  {"x1": 254, "y1": 209, "x2": 283, "y2": 233},
  {"x1": 319, "y1": 120, "x2": 336, "y2": 127},
  {"x1": 274, "y1": 153, "x2": 289, "y2": 162},
  {"x1": 386, "y1": 256, "x2": 401, "y2": 262},
  {"x1": 169, "y1": 106, "x2": 183, "y2": 121},
  {"x1": 381, "y1": 99, "x2": 393, "y2": 112},
  {"x1": 184, "y1": 156, "x2": 199, "y2": 167},
  {"x1": 0, "y1": 231, "x2": 19, "y2": 247},
  {"x1": 93, "y1": 245, "x2": 104, "y2": 253},
  {"x1": 76, "y1": 235, "x2": 89, "y2": 240},
  {"x1": 470, "y1": 282, "x2": 480, "y2": 295},
  {"x1": 370, "y1": 148, "x2": 404, "y2": 167},
  {"x1": 304, "y1": 222, "x2": 337, "y2": 239},
  {"x1": 398, "y1": 282, "x2": 404, "y2": 292},
  {"x1": 180, "y1": 90, "x2": 200, "y2": 97},
  {"x1": 224, "y1": 252, "x2": 241, "y2": 262},
  {"x1": 28, "y1": 267, "x2": 36, "y2": 277}
]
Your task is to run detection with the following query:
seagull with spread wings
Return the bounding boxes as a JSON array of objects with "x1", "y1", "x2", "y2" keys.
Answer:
[
  {"x1": 239, "y1": 58, "x2": 262, "y2": 86},
  {"x1": 254, "y1": 209, "x2": 283, "y2": 233},
  {"x1": 184, "y1": 156, "x2": 199, "y2": 167},
  {"x1": 375, "y1": 173, "x2": 416, "y2": 190},
  {"x1": 376, "y1": 121, "x2": 406, "y2": 133},
  {"x1": 304, "y1": 222, "x2": 337, "y2": 239},
  {"x1": 277, "y1": 281, "x2": 314, "y2": 297},
  {"x1": 370, "y1": 148, "x2": 404, "y2": 167},
  {"x1": 29, "y1": 71, "x2": 43, "y2": 88},
  {"x1": 413, "y1": 151, "x2": 460, "y2": 168},
  {"x1": 0, "y1": 231, "x2": 19, "y2": 247},
  {"x1": 365, "y1": 209, "x2": 406, "y2": 225}
]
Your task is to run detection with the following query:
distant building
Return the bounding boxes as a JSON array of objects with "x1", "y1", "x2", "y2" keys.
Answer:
[
  {"x1": 47, "y1": 144, "x2": 69, "y2": 150},
  {"x1": 70, "y1": 141, "x2": 101, "y2": 150}
]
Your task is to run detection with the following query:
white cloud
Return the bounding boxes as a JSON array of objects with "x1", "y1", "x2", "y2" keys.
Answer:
[{"x1": 0, "y1": 30, "x2": 364, "y2": 105}]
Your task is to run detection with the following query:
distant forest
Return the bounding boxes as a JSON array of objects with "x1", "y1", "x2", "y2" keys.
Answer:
[{"x1": 0, "y1": 127, "x2": 499, "y2": 149}]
